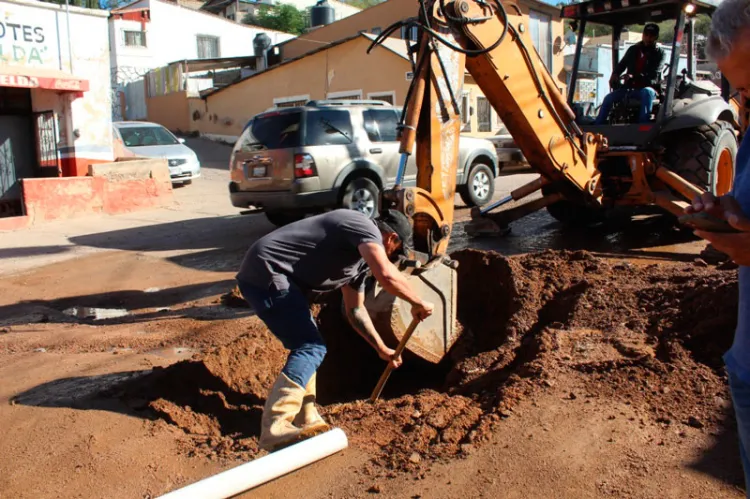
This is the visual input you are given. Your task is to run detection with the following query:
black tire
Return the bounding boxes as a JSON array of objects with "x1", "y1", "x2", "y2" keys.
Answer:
[
  {"x1": 265, "y1": 211, "x2": 305, "y2": 227},
  {"x1": 542, "y1": 185, "x2": 604, "y2": 226},
  {"x1": 182, "y1": 180, "x2": 192, "y2": 186},
  {"x1": 664, "y1": 120, "x2": 737, "y2": 196},
  {"x1": 459, "y1": 162, "x2": 495, "y2": 207},
  {"x1": 341, "y1": 177, "x2": 380, "y2": 219}
]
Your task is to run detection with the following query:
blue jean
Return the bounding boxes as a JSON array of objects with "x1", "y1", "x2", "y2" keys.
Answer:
[
  {"x1": 237, "y1": 279, "x2": 326, "y2": 388},
  {"x1": 594, "y1": 87, "x2": 657, "y2": 125},
  {"x1": 729, "y1": 369, "x2": 750, "y2": 498}
]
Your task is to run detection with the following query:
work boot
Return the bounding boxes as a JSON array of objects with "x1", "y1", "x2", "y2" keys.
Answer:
[
  {"x1": 293, "y1": 372, "x2": 331, "y2": 436},
  {"x1": 258, "y1": 372, "x2": 306, "y2": 451}
]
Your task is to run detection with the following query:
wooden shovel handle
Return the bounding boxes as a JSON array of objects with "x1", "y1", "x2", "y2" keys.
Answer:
[{"x1": 369, "y1": 317, "x2": 421, "y2": 402}]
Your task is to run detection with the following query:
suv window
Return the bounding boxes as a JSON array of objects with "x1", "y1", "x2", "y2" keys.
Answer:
[
  {"x1": 304, "y1": 109, "x2": 353, "y2": 146},
  {"x1": 363, "y1": 109, "x2": 399, "y2": 142},
  {"x1": 237, "y1": 112, "x2": 302, "y2": 151}
]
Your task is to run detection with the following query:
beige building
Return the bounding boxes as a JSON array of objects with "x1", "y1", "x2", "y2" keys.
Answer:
[{"x1": 146, "y1": 0, "x2": 568, "y2": 141}]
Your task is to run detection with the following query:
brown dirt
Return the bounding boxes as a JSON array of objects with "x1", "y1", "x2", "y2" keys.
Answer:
[{"x1": 112, "y1": 248, "x2": 739, "y2": 478}]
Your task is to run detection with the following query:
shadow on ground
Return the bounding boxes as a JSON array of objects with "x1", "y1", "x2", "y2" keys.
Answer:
[
  {"x1": 689, "y1": 405, "x2": 746, "y2": 492},
  {"x1": 0, "y1": 279, "x2": 252, "y2": 327}
]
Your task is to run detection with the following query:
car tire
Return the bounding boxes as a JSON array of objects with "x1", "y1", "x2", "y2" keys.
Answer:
[
  {"x1": 341, "y1": 177, "x2": 380, "y2": 219},
  {"x1": 265, "y1": 211, "x2": 305, "y2": 227},
  {"x1": 182, "y1": 180, "x2": 192, "y2": 186},
  {"x1": 459, "y1": 162, "x2": 495, "y2": 207}
]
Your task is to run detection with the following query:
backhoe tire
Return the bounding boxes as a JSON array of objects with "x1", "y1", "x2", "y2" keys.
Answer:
[
  {"x1": 542, "y1": 185, "x2": 604, "y2": 227},
  {"x1": 459, "y1": 162, "x2": 495, "y2": 207},
  {"x1": 665, "y1": 120, "x2": 737, "y2": 196}
]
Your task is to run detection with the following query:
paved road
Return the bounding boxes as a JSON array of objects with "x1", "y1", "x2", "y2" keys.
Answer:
[{"x1": 0, "y1": 137, "x2": 705, "y2": 277}]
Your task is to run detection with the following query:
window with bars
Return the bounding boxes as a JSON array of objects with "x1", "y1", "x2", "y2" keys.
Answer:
[
  {"x1": 369, "y1": 93, "x2": 394, "y2": 105},
  {"x1": 276, "y1": 99, "x2": 307, "y2": 108},
  {"x1": 477, "y1": 96, "x2": 491, "y2": 132},
  {"x1": 123, "y1": 30, "x2": 147, "y2": 47},
  {"x1": 196, "y1": 35, "x2": 220, "y2": 59}
]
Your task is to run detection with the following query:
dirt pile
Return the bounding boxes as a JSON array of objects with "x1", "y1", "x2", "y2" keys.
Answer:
[{"x1": 116, "y1": 248, "x2": 739, "y2": 473}]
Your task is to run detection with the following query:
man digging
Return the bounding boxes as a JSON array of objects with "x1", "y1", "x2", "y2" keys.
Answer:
[{"x1": 236, "y1": 208, "x2": 434, "y2": 451}]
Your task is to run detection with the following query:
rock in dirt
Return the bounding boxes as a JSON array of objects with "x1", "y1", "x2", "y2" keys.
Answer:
[{"x1": 220, "y1": 286, "x2": 250, "y2": 309}]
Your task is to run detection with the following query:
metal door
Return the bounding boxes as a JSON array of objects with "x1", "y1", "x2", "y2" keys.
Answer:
[{"x1": 34, "y1": 111, "x2": 60, "y2": 176}]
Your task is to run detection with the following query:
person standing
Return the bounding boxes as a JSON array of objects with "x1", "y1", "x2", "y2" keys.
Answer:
[{"x1": 686, "y1": 0, "x2": 750, "y2": 493}]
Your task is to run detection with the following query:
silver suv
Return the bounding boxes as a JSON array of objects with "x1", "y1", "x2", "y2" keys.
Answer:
[{"x1": 228, "y1": 100, "x2": 499, "y2": 226}]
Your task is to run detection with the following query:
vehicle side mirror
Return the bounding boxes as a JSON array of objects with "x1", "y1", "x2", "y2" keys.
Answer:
[{"x1": 178, "y1": 138, "x2": 186, "y2": 144}]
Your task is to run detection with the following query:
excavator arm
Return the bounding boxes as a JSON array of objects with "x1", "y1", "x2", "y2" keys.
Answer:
[{"x1": 363, "y1": 0, "x2": 715, "y2": 365}]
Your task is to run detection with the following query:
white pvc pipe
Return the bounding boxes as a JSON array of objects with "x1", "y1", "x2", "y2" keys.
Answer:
[{"x1": 156, "y1": 429, "x2": 348, "y2": 499}]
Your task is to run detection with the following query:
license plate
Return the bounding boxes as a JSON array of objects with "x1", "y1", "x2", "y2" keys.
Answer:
[{"x1": 253, "y1": 166, "x2": 266, "y2": 177}]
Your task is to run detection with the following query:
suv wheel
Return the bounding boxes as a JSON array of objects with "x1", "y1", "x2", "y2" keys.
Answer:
[
  {"x1": 459, "y1": 162, "x2": 495, "y2": 207},
  {"x1": 341, "y1": 177, "x2": 380, "y2": 218}
]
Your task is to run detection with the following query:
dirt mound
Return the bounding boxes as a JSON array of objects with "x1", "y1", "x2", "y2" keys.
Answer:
[{"x1": 115, "y1": 249, "x2": 739, "y2": 473}]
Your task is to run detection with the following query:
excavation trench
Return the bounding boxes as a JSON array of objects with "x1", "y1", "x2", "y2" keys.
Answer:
[{"x1": 115, "y1": 249, "x2": 739, "y2": 473}]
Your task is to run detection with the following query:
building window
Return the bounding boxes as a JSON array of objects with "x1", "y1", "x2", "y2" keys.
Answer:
[
  {"x1": 367, "y1": 91, "x2": 395, "y2": 105},
  {"x1": 459, "y1": 92, "x2": 470, "y2": 124},
  {"x1": 477, "y1": 96, "x2": 491, "y2": 132},
  {"x1": 197, "y1": 35, "x2": 220, "y2": 59},
  {"x1": 273, "y1": 94, "x2": 310, "y2": 108},
  {"x1": 327, "y1": 90, "x2": 363, "y2": 100},
  {"x1": 529, "y1": 10, "x2": 553, "y2": 71},
  {"x1": 123, "y1": 30, "x2": 147, "y2": 47},
  {"x1": 400, "y1": 26, "x2": 418, "y2": 41},
  {"x1": 372, "y1": 27, "x2": 382, "y2": 35}
]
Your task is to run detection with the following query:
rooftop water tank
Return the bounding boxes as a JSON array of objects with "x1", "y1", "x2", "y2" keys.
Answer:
[
  {"x1": 253, "y1": 33, "x2": 272, "y2": 57},
  {"x1": 310, "y1": 0, "x2": 335, "y2": 28}
]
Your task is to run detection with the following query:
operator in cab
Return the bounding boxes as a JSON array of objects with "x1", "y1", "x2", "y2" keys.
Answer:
[{"x1": 594, "y1": 23, "x2": 666, "y2": 125}]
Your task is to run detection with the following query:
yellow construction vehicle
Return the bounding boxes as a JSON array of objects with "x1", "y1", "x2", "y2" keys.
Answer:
[{"x1": 363, "y1": 0, "x2": 748, "y2": 365}]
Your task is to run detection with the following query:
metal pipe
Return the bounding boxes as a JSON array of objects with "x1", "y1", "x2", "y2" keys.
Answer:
[
  {"x1": 479, "y1": 176, "x2": 549, "y2": 215},
  {"x1": 566, "y1": 20, "x2": 586, "y2": 104},
  {"x1": 65, "y1": 0, "x2": 73, "y2": 74},
  {"x1": 661, "y1": 10, "x2": 687, "y2": 121},
  {"x1": 687, "y1": 18, "x2": 695, "y2": 79},
  {"x1": 654, "y1": 165, "x2": 703, "y2": 201}
]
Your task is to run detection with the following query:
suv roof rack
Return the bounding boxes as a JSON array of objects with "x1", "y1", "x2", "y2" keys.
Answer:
[{"x1": 305, "y1": 99, "x2": 390, "y2": 107}]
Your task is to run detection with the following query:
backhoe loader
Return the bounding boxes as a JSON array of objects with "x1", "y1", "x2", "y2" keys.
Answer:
[{"x1": 363, "y1": 0, "x2": 748, "y2": 365}]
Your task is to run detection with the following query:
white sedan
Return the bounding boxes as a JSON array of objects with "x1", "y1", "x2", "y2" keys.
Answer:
[{"x1": 113, "y1": 121, "x2": 201, "y2": 185}]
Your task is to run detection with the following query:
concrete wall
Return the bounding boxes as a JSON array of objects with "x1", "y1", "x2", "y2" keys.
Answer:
[
  {"x1": 199, "y1": 35, "x2": 412, "y2": 139},
  {"x1": 0, "y1": 158, "x2": 173, "y2": 231},
  {"x1": 0, "y1": 0, "x2": 114, "y2": 176},
  {"x1": 146, "y1": 90, "x2": 192, "y2": 133}
]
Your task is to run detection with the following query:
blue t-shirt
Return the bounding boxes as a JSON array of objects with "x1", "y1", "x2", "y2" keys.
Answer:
[{"x1": 723, "y1": 132, "x2": 750, "y2": 382}]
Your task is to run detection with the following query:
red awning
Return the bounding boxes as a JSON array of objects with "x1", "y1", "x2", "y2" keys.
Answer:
[{"x1": 0, "y1": 66, "x2": 89, "y2": 92}]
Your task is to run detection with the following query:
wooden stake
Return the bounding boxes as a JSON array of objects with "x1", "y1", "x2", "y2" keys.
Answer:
[{"x1": 369, "y1": 317, "x2": 421, "y2": 402}]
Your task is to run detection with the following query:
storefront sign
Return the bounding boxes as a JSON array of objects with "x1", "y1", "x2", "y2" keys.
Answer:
[
  {"x1": 0, "y1": 72, "x2": 89, "y2": 92},
  {"x1": 0, "y1": 4, "x2": 59, "y2": 67}
]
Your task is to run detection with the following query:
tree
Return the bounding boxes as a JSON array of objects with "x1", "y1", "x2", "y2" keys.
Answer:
[{"x1": 243, "y1": 3, "x2": 307, "y2": 35}]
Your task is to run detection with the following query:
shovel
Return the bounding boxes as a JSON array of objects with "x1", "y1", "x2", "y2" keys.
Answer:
[{"x1": 369, "y1": 316, "x2": 421, "y2": 402}]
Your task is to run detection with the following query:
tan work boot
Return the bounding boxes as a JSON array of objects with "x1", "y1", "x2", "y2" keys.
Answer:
[
  {"x1": 293, "y1": 372, "x2": 331, "y2": 436},
  {"x1": 258, "y1": 373, "x2": 306, "y2": 451}
]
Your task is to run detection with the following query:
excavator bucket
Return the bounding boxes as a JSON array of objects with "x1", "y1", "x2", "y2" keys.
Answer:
[{"x1": 364, "y1": 260, "x2": 458, "y2": 364}]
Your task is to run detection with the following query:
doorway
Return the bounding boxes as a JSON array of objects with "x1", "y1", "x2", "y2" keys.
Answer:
[{"x1": 0, "y1": 87, "x2": 35, "y2": 217}]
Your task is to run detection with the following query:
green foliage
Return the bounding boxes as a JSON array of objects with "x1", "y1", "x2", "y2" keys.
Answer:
[
  {"x1": 39, "y1": 0, "x2": 103, "y2": 9},
  {"x1": 339, "y1": 0, "x2": 382, "y2": 9},
  {"x1": 243, "y1": 3, "x2": 307, "y2": 35}
]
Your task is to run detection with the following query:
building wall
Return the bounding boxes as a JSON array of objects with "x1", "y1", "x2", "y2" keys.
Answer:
[
  {"x1": 199, "y1": 36, "x2": 412, "y2": 139},
  {"x1": 110, "y1": 0, "x2": 296, "y2": 120},
  {"x1": 146, "y1": 90, "x2": 192, "y2": 133},
  {"x1": 0, "y1": 0, "x2": 114, "y2": 177},
  {"x1": 277, "y1": 0, "x2": 567, "y2": 87}
]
